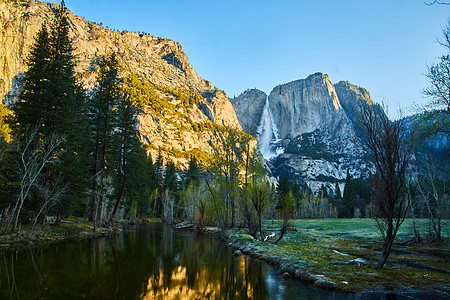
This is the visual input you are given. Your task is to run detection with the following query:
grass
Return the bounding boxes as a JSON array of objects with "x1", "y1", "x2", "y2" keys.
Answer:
[{"x1": 230, "y1": 218, "x2": 450, "y2": 295}]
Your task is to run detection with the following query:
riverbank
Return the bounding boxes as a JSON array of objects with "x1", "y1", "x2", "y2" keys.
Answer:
[
  {"x1": 198, "y1": 219, "x2": 449, "y2": 299},
  {"x1": 0, "y1": 218, "x2": 122, "y2": 249}
]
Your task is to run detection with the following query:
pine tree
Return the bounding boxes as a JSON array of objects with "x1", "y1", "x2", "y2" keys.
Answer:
[
  {"x1": 276, "y1": 177, "x2": 291, "y2": 208},
  {"x1": 154, "y1": 151, "x2": 164, "y2": 189},
  {"x1": 164, "y1": 160, "x2": 178, "y2": 192},
  {"x1": 342, "y1": 170, "x2": 356, "y2": 218},
  {"x1": 10, "y1": 1, "x2": 87, "y2": 224},
  {"x1": 14, "y1": 1, "x2": 77, "y2": 137},
  {"x1": 89, "y1": 52, "x2": 120, "y2": 225},
  {"x1": 186, "y1": 156, "x2": 201, "y2": 185},
  {"x1": 318, "y1": 184, "x2": 328, "y2": 199},
  {"x1": 110, "y1": 87, "x2": 141, "y2": 222},
  {"x1": 12, "y1": 24, "x2": 51, "y2": 136},
  {"x1": 132, "y1": 148, "x2": 156, "y2": 218},
  {"x1": 58, "y1": 85, "x2": 91, "y2": 219},
  {"x1": 334, "y1": 182, "x2": 342, "y2": 199}
]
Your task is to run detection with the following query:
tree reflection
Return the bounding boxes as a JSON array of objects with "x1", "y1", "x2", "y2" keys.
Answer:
[{"x1": 0, "y1": 223, "x2": 329, "y2": 299}]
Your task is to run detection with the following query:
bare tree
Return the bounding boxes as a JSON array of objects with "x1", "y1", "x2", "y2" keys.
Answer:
[
  {"x1": 32, "y1": 173, "x2": 68, "y2": 230},
  {"x1": 358, "y1": 105, "x2": 412, "y2": 269},
  {"x1": 416, "y1": 159, "x2": 449, "y2": 242},
  {"x1": 415, "y1": 21, "x2": 450, "y2": 141},
  {"x1": 3, "y1": 128, "x2": 64, "y2": 233}
]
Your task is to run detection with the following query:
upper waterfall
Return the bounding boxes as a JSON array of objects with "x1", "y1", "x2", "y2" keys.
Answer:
[{"x1": 256, "y1": 95, "x2": 283, "y2": 160}]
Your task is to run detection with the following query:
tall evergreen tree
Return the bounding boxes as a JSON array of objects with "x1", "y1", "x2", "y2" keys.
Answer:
[
  {"x1": 110, "y1": 89, "x2": 141, "y2": 221},
  {"x1": 89, "y1": 52, "x2": 120, "y2": 225},
  {"x1": 164, "y1": 160, "x2": 178, "y2": 192},
  {"x1": 10, "y1": 1, "x2": 88, "y2": 224},
  {"x1": 334, "y1": 182, "x2": 342, "y2": 199},
  {"x1": 185, "y1": 156, "x2": 201, "y2": 185},
  {"x1": 131, "y1": 149, "x2": 156, "y2": 219},
  {"x1": 342, "y1": 170, "x2": 356, "y2": 218},
  {"x1": 154, "y1": 150, "x2": 164, "y2": 189},
  {"x1": 318, "y1": 184, "x2": 328, "y2": 199},
  {"x1": 276, "y1": 177, "x2": 291, "y2": 203},
  {"x1": 12, "y1": 25, "x2": 51, "y2": 136},
  {"x1": 14, "y1": 1, "x2": 77, "y2": 137}
]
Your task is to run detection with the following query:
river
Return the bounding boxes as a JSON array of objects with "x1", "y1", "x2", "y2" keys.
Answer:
[{"x1": 0, "y1": 223, "x2": 389, "y2": 299}]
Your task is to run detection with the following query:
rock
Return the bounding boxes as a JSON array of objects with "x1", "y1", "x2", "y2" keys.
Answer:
[
  {"x1": 233, "y1": 250, "x2": 242, "y2": 257},
  {"x1": 280, "y1": 263, "x2": 298, "y2": 275},
  {"x1": 242, "y1": 247, "x2": 253, "y2": 255},
  {"x1": 349, "y1": 258, "x2": 368, "y2": 267},
  {"x1": 230, "y1": 89, "x2": 267, "y2": 134},
  {"x1": 314, "y1": 280, "x2": 337, "y2": 290},
  {"x1": 330, "y1": 257, "x2": 369, "y2": 267},
  {"x1": 174, "y1": 222, "x2": 193, "y2": 229},
  {"x1": 294, "y1": 270, "x2": 319, "y2": 283},
  {"x1": 249, "y1": 251, "x2": 262, "y2": 258}
]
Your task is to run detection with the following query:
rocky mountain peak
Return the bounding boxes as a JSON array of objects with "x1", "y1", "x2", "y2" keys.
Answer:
[
  {"x1": 0, "y1": 0, "x2": 212, "y2": 104},
  {"x1": 269, "y1": 72, "x2": 347, "y2": 140},
  {"x1": 0, "y1": 0, "x2": 245, "y2": 168},
  {"x1": 231, "y1": 73, "x2": 376, "y2": 193}
]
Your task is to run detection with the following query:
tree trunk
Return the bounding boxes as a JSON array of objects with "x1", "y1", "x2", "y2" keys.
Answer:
[
  {"x1": 90, "y1": 133, "x2": 100, "y2": 222},
  {"x1": 376, "y1": 238, "x2": 394, "y2": 269},
  {"x1": 258, "y1": 214, "x2": 264, "y2": 240},
  {"x1": 56, "y1": 201, "x2": 64, "y2": 225},
  {"x1": 376, "y1": 221, "x2": 394, "y2": 269},
  {"x1": 273, "y1": 227, "x2": 286, "y2": 244},
  {"x1": 111, "y1": 131, "x2": 127, "y2": 223},
  {"x1": 110, "y1": 179, "x2": 125, "y2": 222},
  {"x1": 437, "y1": 218, "x2": 442, "y2": 242}
]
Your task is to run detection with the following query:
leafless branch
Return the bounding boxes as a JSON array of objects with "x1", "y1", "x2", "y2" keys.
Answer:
[{"x1": 425, "y1": 0, "x2": 450, "y2": 5}]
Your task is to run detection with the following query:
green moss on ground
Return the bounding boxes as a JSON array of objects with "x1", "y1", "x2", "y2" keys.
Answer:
[
  {"x1": 0, "y1": 218, "x2": 119, "y2": 249},
  {"x1": 228, "y1": 219, "x2": 450, "y2": 295}
]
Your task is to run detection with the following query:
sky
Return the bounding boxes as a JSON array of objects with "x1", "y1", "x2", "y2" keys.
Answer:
[{"x1": 49, "y1": 0, "x2": 448, "y2": 113}]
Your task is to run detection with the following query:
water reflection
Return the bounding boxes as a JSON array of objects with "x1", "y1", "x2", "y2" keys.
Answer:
[{"x1": 0, "y1": 223, "x2": 364, "y2": 299}]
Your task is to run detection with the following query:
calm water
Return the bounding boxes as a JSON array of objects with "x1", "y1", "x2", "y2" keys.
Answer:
[{"x1": 0, "y1": 223, "x2": 381, "y2": 299}]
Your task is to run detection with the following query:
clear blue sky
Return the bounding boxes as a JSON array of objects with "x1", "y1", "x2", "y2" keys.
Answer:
[{"x1": 51, "y1": 0, "x2": 448, "y2": 113}]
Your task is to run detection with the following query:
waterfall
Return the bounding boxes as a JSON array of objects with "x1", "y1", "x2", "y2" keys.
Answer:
[{"x1": 256, "y1": 95, "x2": 284, "y2": 160}]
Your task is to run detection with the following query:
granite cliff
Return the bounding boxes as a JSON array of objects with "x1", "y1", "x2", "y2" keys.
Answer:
[
  {"x1": 232, "y1": 73, "x2": 378, "y2": 193},
  {"x1": 0, "y1": 0, "x2": 245, "y2": 167}
]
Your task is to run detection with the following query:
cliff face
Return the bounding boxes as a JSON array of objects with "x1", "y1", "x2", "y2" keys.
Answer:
[
  {"x1": 1, "y1": 0, "x2": 243, "y2": 167},
  {"x1": 0, "y1": 0, "x2": 205, "y2": 101},
  {"x1": 269, "y1": 73, "x2": 349, "y2": 139},
  {"x1": 229, "y1": 89, "x2": 267, "y2": 134},
  {"x1": 232, "y1": 73, "x2": 377, "y2": 193}
]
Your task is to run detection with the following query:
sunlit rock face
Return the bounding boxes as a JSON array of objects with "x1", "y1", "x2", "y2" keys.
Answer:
[
  {"x1": 232, "y1": 73, "x2": 378, "y2": 193},
  {"x1": 1, "y1": 0, "x2": 245, "y2": 168},
  {"x1": 0, "y1": 1, "x2": 204, "y2": 103},
  {"x1": 270, "y1": 73, "x2": 348, "y2": 140},
  {"x1": 230, "y1": 89, "x2": 267, "y2": 135}
]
